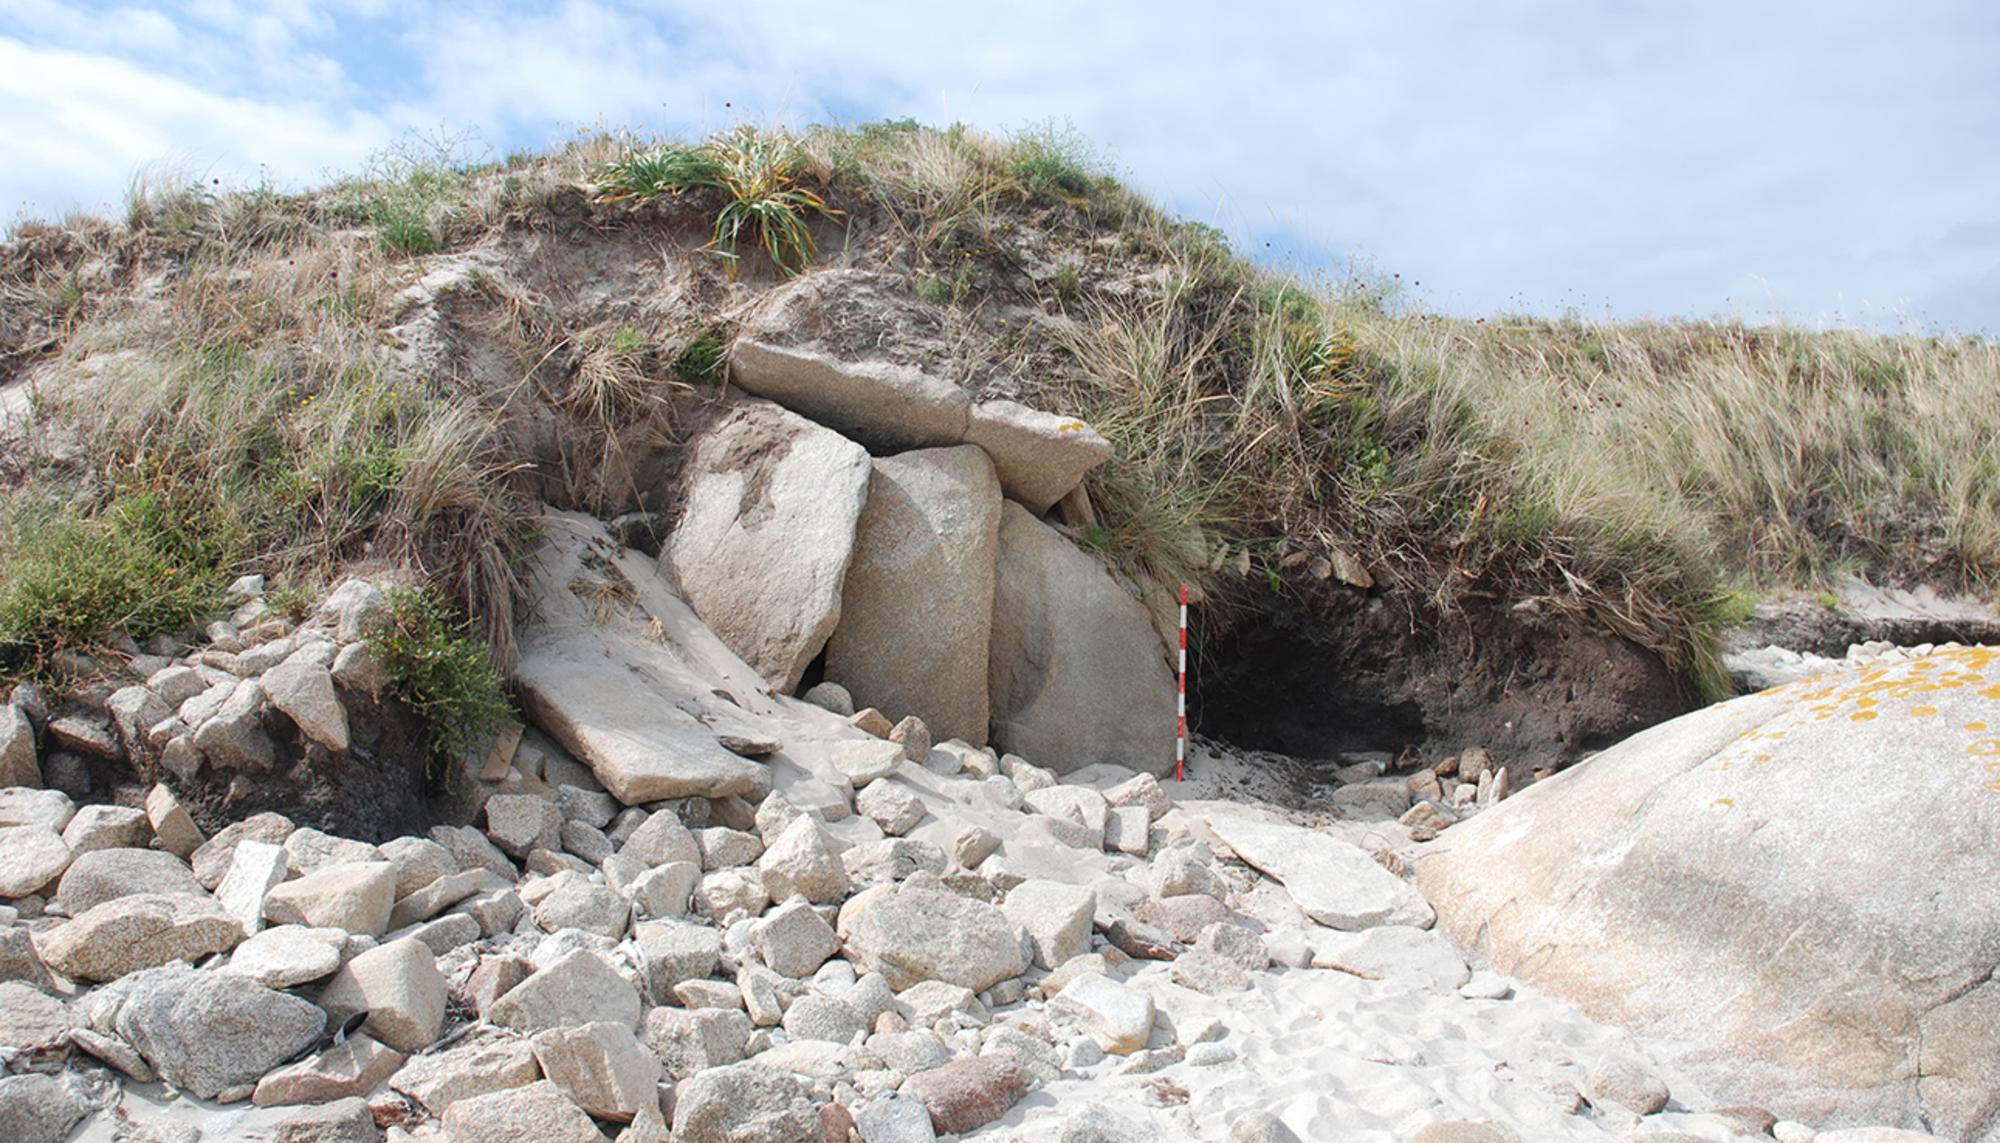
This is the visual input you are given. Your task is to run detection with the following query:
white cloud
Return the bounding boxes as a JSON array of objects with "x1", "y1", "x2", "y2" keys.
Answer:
[
  {"x1": 0, "y1": 36, "x2": 390, "y2": 219},
  {"x1": 3, "y1": 2, "x2": 1995, "y2": 331}
]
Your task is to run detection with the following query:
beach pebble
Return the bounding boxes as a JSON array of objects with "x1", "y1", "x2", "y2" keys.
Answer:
[
  {"x1": 1459, "y1": 971, "x2": 1514, "y2": 999},
  {"x1": 899, "y1": 1055, "x2": 1027, "y2": 1135},
  {"x1": 1410, "y1": 1122, "x2": 1518, "y2": 1143},
  {"x1": 855, "y1": 1090, "x2": 937, "y2": 1143},
  {"x1": 441, "y1": 1080, "x2": 601, "y2": 1143},
  {"x1": 1585, "y1": 1058, "x2": 1670, "y2": 1115},
  {"x1": 671, "y1": 1061, "x2": 820, "y2": 1142},
  {"x1": 1228, "y1": 1110, "x2": 1306, "y2": 1142},
  {"x1": 1051, "y1": 973, "x2": 1154, "y2": 1055},
  {"x1": 1186, "y1": 1041, "x2": 1237, "y2": 1066}
]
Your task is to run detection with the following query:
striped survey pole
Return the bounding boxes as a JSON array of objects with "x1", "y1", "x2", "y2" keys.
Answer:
[{"x1": 1176, "y1": 582, "x2": 1189, "y2": 782}]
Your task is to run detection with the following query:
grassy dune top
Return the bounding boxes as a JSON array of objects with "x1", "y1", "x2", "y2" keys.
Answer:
[{"x1": 3, "y1": 121, "x2": 1995, "y2": 704}]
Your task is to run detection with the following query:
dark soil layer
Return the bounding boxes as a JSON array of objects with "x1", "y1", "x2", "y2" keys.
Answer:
[
  {"x1": 172, "y1": 698, "x2": 448, "y2": 843},
  {"x1": 1740, "y1": 603, "x2": 2000, "y2": 659},
  {"x1": 1192, "y1": 588, "x2": 1693, "y2": 774}
]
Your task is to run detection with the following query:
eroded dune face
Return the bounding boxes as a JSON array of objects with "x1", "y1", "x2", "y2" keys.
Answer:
[{"x1": 1418, "y1": 647, "x2": 2000, "y2": 1139}]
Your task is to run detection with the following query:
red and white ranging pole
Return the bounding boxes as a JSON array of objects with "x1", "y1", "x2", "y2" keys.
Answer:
[{"x1": 1176, "y1": 582, "x2": 1189, "y2": 782}]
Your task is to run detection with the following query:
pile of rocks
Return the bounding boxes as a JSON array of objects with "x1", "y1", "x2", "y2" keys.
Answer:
[
  {"x1": 0, "y1": 572, "x2": 429, "y2": 838},
  {"x1": 1303, "y1": 745, "x2": 1519, "y2": 843},
  {"x1": 0, "y1": 496, "x2": 1518, "y2": 1140},
  {"x1": 0, "y1": 692, "x2": 1379, "y2": 1141},
  {"x1": 665, "y1": 339, "x2": 1178, "y2": 775},
  {"x1": 0, "y1": 501, "x2": 1964, "y2": 1141}
]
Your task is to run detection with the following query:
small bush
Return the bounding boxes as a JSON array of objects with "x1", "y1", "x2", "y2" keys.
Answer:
[
  {"x1": 1705, "y1": 588, "x2": 1758, "y2": 626},
  {"x1": 1011, "y1": 122, "x2": 1105, "y2": 200},
  {"x1": 1052, "y1": 265, "x2": 1081, "y2": 304},
  {"x1": 366, "y1": 587, "x2": 512, "y2": 755},
  {"x1": 267, "y1": 584, "x2": 316, "y2": 622},
  {"x1": 336, "y1": 132, "x2": 482, "y2": 257},
  {"x1": 0, "y1": 491, "x2": 231, "y2": 676},
  {"x1": 369, "y1": 192, "x2": 440, "y2": 256},
  {"x1": 125, "y1": 165, "x2": 213, "y2": 237},
  {"x1": 672, "y1": 332, "x2": 726, "y2": 383}
]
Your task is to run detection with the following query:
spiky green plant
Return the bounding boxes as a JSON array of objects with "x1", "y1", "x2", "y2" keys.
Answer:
[{"x1": 595, "y1": 127, "x2": 841, "y2": 276}]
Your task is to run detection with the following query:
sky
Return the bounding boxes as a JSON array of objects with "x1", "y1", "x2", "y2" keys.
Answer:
[{"x1": 2, "y1": 1, "x2": 1997, "y2": 333}]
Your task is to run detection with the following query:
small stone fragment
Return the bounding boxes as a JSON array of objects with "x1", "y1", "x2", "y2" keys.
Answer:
[
  {"x1": 803, "y1": 682, "x2": 855, "y2": 716},
  {"x1": 532, "y1": 1021, "x2": 663, "y2": 1123},
  {"x1": 215, "y1": 838, "x2": 288, "y2": 933},
  {"x1": 755, "y1": 896, "x2": 842, "y2": 979},
  {"x1": 485, "y1": 795, "x2": 563, "y2": 859},
  {"x1": 850, "y1": 708, "x2": 894, "y2": 738},
  {"x1": 900, "y1": 1056, "x2": 1027, "y2": 1135},
  {"x1": 59, "y1": 805, "x2": 152, "y2": 856},
  {"x1": 1002, "y1": 880, "x2": 1096, "y2": 970},
  {"x1": 0, "y1": 825, "x2": 71, "y2": 898},
  {"x1": 758, "y1": 815, "x2": 850, "y2": 904},
  {"x1": 389, "y1": 1032, "x2": 541, "y2": 1116},
  {"x1": 263, "y1": 661, "x2": 351, "y2": 751},
  {"x1": 889, "y1": 715, "x2": 932, "y2": 763},
  {"x1": 271, "y1": 1096, "x2": 377, "y2": 1143},
  {"x1": 645, "y1": 1006, "x2": 752, "y2": 1080},
  {"x1": 317, "y1": 937, "x2": 447, "y2": 1053},
  {"x1": 1585, "y1": 1059, "x2": 1670, "y2": 1115},
  {"x1": 35, "y1": 892, "x2": 243, "y2": 982},
  {"x1": 953, "y1": 826, "x2": 1000, "y2": 869},
  {"x1": 224, "y1": 924, "x2": 347, "y2": 988},
  {"x1": 264, "y1": 861, "x2": 397, "y2": 935},
  {"x1": 487, "y1": 949, "x2": 642, "y2": 1034},
  {"x1": 146, "y1": 784, "x2": 206, "y2": 858},
  {"x1": 670, "y1": 1062, "x2": 820, "y2": 1143},
  {"x1": 1051, "y1": 973, "x2": 1154, "y2": 1055},
  {"x1": 441, "y1": 1080, "x2": 604, "y2": 1143},
  {"x1": 857, "y1": 780, "x2": 926, "y2": 836}
]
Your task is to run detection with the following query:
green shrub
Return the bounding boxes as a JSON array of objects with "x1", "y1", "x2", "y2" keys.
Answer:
[
  {"x1": 336, "y1": 133, "x2": 480, "y2": 257},
  {"x1": 366, "y1": 587, "x2": 513, "y2": 756},
  {"x1": 1011, "y1": 122, "x2": 1105, "y2": 200},
  {"x1": 267, "y1": 584, "x2": 316, "y2": 622},
  {"x1": 369, "y1": 193, "x2": 439, "y2": 256},
  {"x1": 1052, "y1": 265, "x2": 1081, "y2": 304},
  {"x1": 0, "y1": 491, "x2": 231, "y2": 675},
  {"x1": 672, "y1": 332, "x2": 727, "y2": 383},
  {"x1": 1705, "y1": 588, "x2": 1758, "y2": 626}
]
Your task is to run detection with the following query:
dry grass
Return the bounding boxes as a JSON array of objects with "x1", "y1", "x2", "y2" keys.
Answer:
[{"x1": 4, "y1": 188, "x2": 535, "y2": 672}]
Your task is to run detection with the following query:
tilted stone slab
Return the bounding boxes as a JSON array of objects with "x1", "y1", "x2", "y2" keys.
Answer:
[
  {"x1": 515, "y1": 512, "x2": 774, "y2": 805},
  {"x1": 1208, "y1": 815, "x2": 1433, "y2": 931},
  {"x1": 728, "y1": 339, "x2": 970, "y2": 453},
  {"x1": 665, "y1": 399, "x2": 871, "y2": 693},
  {"x1": 965, "y1": 399, "x2": 1114, "y2": 514}
]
